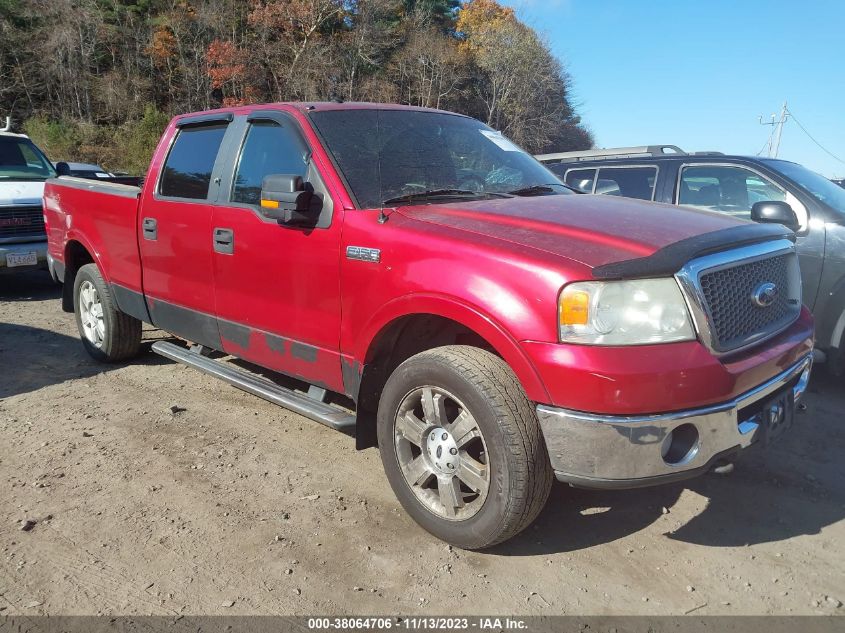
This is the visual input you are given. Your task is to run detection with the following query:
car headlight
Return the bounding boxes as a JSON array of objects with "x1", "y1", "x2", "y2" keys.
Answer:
[{"x1": 558, "y1": 278, "x2": 696, "y2": 345}]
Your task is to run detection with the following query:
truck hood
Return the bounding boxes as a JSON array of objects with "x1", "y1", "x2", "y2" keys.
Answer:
[
  {"x1": 396, "y1": 194, "x2": 748, "y2": 270},
  {"x1": 0, "y1": 180, "x2": 45, "y2": 207}
]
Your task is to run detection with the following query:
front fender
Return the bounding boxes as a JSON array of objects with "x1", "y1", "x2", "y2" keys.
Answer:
[{"x1": 355, "y1": 292, "x2": 551, "y2": 404}]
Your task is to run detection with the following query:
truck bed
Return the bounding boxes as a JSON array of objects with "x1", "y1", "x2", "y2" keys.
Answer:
[{"x1": 43, "y1": 176, "x2": 144, "y2": 295}]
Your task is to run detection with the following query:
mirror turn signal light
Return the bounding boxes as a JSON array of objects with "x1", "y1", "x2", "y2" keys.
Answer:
[{"x1": 260, "y1": 199, "x2": 280, "y2": 209}]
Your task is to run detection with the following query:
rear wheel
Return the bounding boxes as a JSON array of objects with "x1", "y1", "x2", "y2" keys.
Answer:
[
  {"x1": 377, "y1": 346, "x2": 553, "y2": 549},
  {"x1": 73, "y1": 263, "x2": 141, "y2": 362}
]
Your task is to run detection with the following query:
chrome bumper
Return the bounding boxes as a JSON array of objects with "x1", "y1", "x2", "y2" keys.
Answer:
[
  {"x1": 537, "y1": 354, "x2": 812, "y2": 489},
  {"x1": 0, "y1": 239, "x2": 48, "y2": 270}
]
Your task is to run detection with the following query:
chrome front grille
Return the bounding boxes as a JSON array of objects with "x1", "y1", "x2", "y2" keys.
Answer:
[
  {"x1": 0, "y1": 205, "x2": 45, "y2": 239},
  {"x1": 676, "y1": 239, "x2": 802, "y2": 355}
]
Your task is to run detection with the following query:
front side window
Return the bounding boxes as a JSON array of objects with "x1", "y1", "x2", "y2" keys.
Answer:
[
  {"x1": 231, "y1": 121, "x2": 309, "y2": 205},
  {"x1": 309, "y1": 109, "x2": 570, "y2": 208},
  {"x1": 0, "y1": 136, "x2": 56, "y2": 181},
  {"x1": 159, "y1": 124, "x2": 227, "y2": 199},
  {"x1": 678, "y1": 165, "x2": 785, "y2": 219}
]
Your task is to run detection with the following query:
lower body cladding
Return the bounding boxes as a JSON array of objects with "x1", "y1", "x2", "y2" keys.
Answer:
[
  {"x1": 537, "y1": 354, "x2": 813, "y2": 489},
  {"x1": 0, "y1": 239, "x2": 48, "y2": 272}
]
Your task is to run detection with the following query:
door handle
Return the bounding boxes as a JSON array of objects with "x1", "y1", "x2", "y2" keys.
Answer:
[
  {"x1": 142, "y1": 217, "x2": 157, "y2": 241},
  {"x1": 213, "y1": 227, "x2": 234, "y2": 255}
]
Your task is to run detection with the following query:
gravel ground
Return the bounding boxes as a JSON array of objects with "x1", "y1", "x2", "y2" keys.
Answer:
[{"x1": 1, "y1": 270, "x2": 843, "y2": 616}]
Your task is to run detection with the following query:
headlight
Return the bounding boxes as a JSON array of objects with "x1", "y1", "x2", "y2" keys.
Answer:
[{"x1": 558, "y1": 278, "x2": 696, "y2": 345}]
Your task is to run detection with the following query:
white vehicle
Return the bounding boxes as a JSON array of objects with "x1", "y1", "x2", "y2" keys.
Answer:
[{"x1": 0, "y1": 117, "x2": 55, "y2": 274}]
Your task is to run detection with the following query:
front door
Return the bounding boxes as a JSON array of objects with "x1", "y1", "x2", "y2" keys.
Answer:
[
  {"x1": 211, "y1": 111, "x2": 345, "y2": 392},
  {"x1": 676, "y1": 163, "x2": 826, "y2": 308},
  {"x1": 138, "y1": 117, "x2": 231, "y2": 347}
]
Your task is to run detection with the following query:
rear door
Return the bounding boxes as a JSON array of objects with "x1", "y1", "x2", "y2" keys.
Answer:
[
  {"x1": 138, "y1": 115, "x2": 232, "y2": 347},
  {"x1": 210, "y1": 110, "x2": 345, "y2": 392}
]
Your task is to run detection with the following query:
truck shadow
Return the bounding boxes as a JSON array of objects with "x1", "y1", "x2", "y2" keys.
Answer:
[
  {"x1": 495, "y1": 371, "x2": 845, "y2": 556},
  {"x1": 0, "y1": 322, "x2": 170, "y2": 399},
  {"x1": 0, "y1": 269, "x2": 61, "y2": 301}
]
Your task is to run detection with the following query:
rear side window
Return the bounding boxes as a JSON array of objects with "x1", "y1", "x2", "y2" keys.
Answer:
[
  {"x1": 231, "y1": 121, "x2": 309, "y2": 205},
  {"x1": 595, "y1": 166, "x2": 657, "y2": 200},
  {"x1": 159, "y1": 124, "x2": 228, "y2": 199},
  {"x1": 564, "y1": 168, "x2": 596, "y2": 193}
]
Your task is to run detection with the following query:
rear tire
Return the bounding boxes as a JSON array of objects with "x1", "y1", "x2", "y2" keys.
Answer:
[
  {"x1": 73, "y1": 263, "x2": 141, "y2": 362},
  {"x1": 377, "y1": 346, "x2": 553, "y2": 549}
]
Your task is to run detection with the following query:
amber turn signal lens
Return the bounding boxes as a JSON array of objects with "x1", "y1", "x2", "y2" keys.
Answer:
[
  {"x1": 260, "y1": 199, "x2": 279, "y2": 209},
  {"x1": 560, "y1": 288, "x2": 590, "y2": 326}
]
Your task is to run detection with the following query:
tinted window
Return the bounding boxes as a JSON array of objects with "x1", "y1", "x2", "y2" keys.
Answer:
[
  {"x1": 231, "y1": 121, "x2": 309, "y2": 205},
  {"x1": 159, "y1": 124, "x2": 227, "y2": 199},
  {"x1": 564, "y1": 168, "x2": 596, "y2": 193},
  {"x1": 595, "y1": 166, "x2": 657, "y2": 200},
  {"x1": 678, "y1": 165, "x2": 784, "y2": 219},
  {"x1": 764, "y1": 159, "x2": 845, "y2": 216},
  {"x1": 0, "y1": 136, "x2": 56, "y2": 181},
  {"x1": 310, "y1": 109, "x2": 569, "y2": 208}
]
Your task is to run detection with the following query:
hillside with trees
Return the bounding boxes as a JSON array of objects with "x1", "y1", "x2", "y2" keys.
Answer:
[{"x1": 0, "y1": 0, "x2": 592, "y2": 173}]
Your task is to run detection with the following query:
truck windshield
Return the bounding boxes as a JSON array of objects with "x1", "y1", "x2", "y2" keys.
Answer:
[
  {"x1": 0, "y1": 135, "x2": 56, "y2": 181},
  {"x1": 309, "y1": 109, "x2": 570, "y2": 208},
  {"x1": 763, "y1": 159, "x2": 845, "y2": 217}
]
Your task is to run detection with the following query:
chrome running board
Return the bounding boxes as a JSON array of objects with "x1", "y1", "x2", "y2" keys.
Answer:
[{"x1": 151, "y1": 341, "x2": 355, "y2": 431}]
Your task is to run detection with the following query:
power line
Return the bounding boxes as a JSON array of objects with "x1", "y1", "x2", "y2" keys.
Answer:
[{"x1": 785, "y1": 107, "x2": 845, "y2": 165}]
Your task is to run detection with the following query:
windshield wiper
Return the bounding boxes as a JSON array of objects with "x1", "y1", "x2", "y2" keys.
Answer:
[
  {"x1": 507, "y1": 183, "x2": 576, "y2": 196},
  {"x1": 383, "y1": 189, "x2": 509, "y2": 205}
]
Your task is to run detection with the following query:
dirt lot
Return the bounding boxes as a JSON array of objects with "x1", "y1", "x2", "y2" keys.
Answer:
[{"x1": 1, "y1": 270, "x2": 843, "y2": 617}]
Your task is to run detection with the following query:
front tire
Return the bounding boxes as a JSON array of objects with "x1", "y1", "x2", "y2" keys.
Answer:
[
  {"x1": 73, "y1": 263, "x2": 141, "y2": 362},
  {"x1": 377, "y1": 346, "x2": 553, "y2": 549}
]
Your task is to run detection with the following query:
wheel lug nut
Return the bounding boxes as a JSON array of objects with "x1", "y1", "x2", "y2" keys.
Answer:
[
  {"x1": 450, "y1": 447, "x2": 457, "y2": 455},
  {"x1": 430, "y1": 433, "x2": 435, "y2": 440},
  {"x1": 441, "y1": 433, "x2": 448, "y2": 440},
  {"x1": 447, "y1": 463, "x2": 453, "y2": 469}
]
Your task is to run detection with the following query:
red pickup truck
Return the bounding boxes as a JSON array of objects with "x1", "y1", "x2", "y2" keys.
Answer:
[{"x1": 44, "y1": 103, "x2": 814, "y2": 549}]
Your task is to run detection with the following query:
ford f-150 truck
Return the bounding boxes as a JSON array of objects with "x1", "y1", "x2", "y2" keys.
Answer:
[{"x1": 44, "y1": 103, "x2": 814, "y2": 549}]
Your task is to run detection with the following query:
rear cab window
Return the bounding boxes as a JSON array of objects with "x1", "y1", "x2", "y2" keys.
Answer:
[{"x1": 159, "y1": 124, "x2": 228, "y2": 200}]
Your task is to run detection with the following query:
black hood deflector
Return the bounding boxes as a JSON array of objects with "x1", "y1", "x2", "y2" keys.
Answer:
[{"x1": 592, "y1": 223, "x2": 795, "y2": 280}]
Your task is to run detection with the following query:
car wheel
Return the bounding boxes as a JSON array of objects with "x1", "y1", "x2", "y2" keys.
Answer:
[
  {"x1": 377, "y1": 346, "x2": 553, "y2": 549},
  {"x1": 73, "y1": 263, "x2": 141, "y2": 362}
]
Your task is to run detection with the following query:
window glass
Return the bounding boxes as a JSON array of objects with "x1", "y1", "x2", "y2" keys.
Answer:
[
  {"x1": 678, "y1": 165, "x2": 784, "y2": 219},
  {"x1": 231, "y1": 121, "x2": 309, "y2": 205},
  {"x1": 159, "y1": 124, "x2": 227, "y2": 199},
  {"x1": 0, "y1": 136, "x2": 56, "y2": 180},
  {"x1": 595, "y1": 166, "x2": 657, "y2": 200},
  {"x1": 764, "y1": 159, "x2": 845, "y2": 217},
  {"x1": 564, "y1": 169, "x2": 596, "y2": 193},
  {"x1": 309, "y1": 109, "x2": 570, "y2": 209}
]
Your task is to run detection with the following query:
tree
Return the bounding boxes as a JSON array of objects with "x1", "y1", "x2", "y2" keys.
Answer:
[{"x1": 456, "y1": 0, "x2": 591, "y2": 152}]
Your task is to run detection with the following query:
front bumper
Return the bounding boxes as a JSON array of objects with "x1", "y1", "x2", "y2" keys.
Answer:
[
  {"x1": 537, "y1": 353, "x2": 812, "y2": 489},
  {"x1": 0, "y1": 239, "x2": 48, "y2": 271}
]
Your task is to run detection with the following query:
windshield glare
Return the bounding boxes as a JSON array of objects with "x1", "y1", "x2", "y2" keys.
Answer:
[
  {"x1": 309, "y1": 109, "x2": 569, "y2": 208},
  {"x1": 0, "y1": 136, "x2": 56, "y2": 180},
  {"x1": 764, "y1": 159, "x2": 845, "y2": 216}
]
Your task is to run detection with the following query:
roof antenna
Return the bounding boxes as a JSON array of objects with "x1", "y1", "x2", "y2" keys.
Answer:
[{"x1": 375, "y1": 113, "x2": 389, "y2": 224}]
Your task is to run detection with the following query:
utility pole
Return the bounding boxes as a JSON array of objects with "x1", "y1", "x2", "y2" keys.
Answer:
[{"x1": 758, "y1": 102, "x2": 789, "y2": 158}]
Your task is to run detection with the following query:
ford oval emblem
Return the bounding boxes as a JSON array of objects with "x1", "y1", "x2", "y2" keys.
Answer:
[{"x1": 752, "y1": 282, "x2": 778, "y2": 308}]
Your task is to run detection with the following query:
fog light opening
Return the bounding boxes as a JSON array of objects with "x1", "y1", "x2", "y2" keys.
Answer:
[{"x1": 662, "y1": 423, "x2": 700, "y2": 466}]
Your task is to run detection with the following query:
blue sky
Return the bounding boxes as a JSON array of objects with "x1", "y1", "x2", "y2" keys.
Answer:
[{"x1": 500, "y1": 0, "x2": 845, "y2": 177}]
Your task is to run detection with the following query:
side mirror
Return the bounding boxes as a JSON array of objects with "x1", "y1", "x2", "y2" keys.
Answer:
[
  {"x1": 751, "y1": 201, "x2": 799, "y2": 231},
  {"x1": 55, "y1": 162, "x2": 70, "y2": 177},
  {"x1": 260, "y1": 174, "x2": 316, "y2": 224}
]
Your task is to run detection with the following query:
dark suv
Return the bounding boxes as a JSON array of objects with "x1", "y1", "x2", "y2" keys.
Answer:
[{"x1": 538, "y1": 145, "x2": 845, "y2": 373}]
